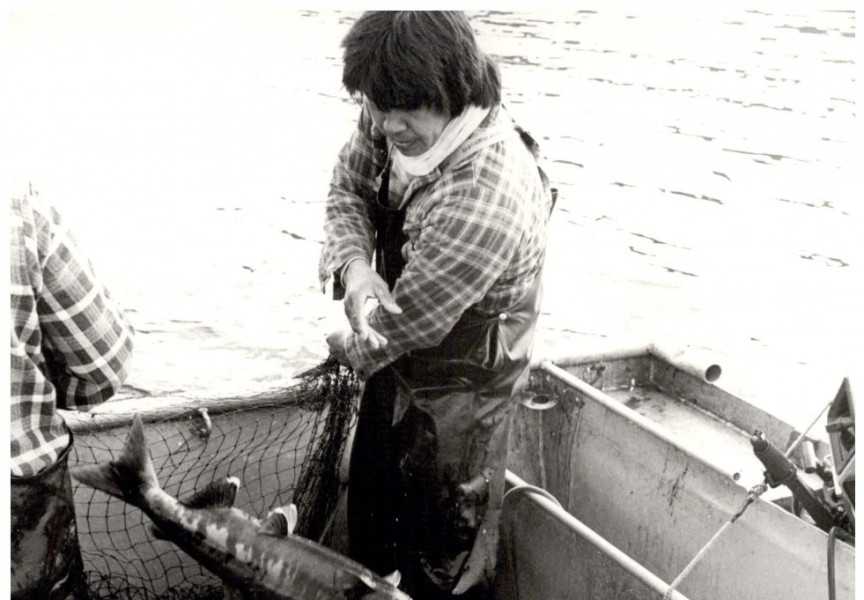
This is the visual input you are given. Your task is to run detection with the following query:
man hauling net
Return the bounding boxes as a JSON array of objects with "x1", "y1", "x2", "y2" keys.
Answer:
[{"x1": 320, "y1": 11, "x2": 555, "y2": 599}]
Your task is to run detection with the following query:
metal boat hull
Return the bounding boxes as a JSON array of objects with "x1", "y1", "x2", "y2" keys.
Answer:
[{"x1": 502, "y1": 346, "x2": 854, "y2": 600}]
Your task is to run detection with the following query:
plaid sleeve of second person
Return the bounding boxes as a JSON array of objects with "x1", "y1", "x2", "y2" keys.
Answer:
[{"x1": 10, "y1": 192, "x2": 134, "y2": 476}]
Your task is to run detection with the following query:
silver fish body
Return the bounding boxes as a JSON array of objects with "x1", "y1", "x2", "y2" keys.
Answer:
[{"x1": 71, "y1": 414, "x2": 411, "y2": 600}]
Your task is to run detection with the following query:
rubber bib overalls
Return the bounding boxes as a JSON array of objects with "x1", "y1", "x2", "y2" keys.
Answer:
[{"x1": 347, "y1": 124, "x2": 553, "y2": 599}]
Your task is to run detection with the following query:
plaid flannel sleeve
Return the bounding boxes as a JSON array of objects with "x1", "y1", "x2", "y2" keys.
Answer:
[
  {"x1": 35, "y1": 204, "x2": 134, "y2": 410},
  {"x1": 318, "y1": 108, "x2": 383, "y2": 298},
  {"x1": 345, "y1": 182, "x2": 521, "y2": 378}
]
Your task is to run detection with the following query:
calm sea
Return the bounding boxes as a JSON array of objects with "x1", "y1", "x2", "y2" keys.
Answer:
[{"x1": 9, "y1": 9, "x2": 857, "y2": 413}]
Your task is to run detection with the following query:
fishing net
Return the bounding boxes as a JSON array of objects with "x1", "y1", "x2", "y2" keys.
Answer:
[{"x1": 67, "y1": 357, "x2": 360, "y2": 600}]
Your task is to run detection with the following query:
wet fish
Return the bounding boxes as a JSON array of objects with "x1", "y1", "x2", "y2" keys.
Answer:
[{"x1": 71, "y1": 414, "x2": 411, "y2": 600}]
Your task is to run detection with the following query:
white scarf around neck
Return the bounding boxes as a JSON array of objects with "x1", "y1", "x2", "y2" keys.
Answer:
[{"x1": 391, "y1": 104, "x2": 490, "y2": 183}]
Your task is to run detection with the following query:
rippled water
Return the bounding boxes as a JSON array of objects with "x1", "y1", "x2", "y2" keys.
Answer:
[{"x1": 9, "y1": 9, "x2": 857, "y2": 411}]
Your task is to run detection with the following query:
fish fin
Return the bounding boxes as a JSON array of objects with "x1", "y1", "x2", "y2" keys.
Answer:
[
  {"x1": 384, "y1": 570, "x2": 402, "y2": 587},
  {"x1": 69, "y1": 463, "x2": 127, "y2": 499},
  {"x1": 285, "y1": 504, "x2": 298, "y2": 534},
  {"x1": 259, "y1": 509, "x2": 289, "y2": 537},
  {"x1": 358, "y1": 573, "x2": 379, "y2": 591},
  {"x1": 270, "y1": 504, "x2": 298, "y2": 535},
  {"x1": 70, "y1": 414, "x2": 159, "y2": 506},
  {"x1": 179, "y1": 477, "x2": 240, "y2": 509}
]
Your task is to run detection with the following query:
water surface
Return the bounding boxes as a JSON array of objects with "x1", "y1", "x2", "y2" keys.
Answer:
[{"x1": 8, "y1": 9, "x2": 857, "y2": 418}]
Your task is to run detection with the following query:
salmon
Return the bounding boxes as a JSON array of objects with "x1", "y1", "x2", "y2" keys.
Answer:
[{"x1": 71, "y1": 414, "x2": 411, "y2": 600}]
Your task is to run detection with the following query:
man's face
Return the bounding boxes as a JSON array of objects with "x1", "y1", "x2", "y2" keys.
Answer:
[{"x1": 365, "y1": 99, "x2": 450, "y2": 157}]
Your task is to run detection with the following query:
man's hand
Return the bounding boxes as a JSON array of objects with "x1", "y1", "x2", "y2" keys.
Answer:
[{"x1": 342, "y1": 260, "x2": 402, "y2": 350}]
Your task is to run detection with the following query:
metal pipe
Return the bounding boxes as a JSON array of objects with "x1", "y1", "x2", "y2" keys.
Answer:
[
  {"x1": 801, "y1": 440, "x2": 819, "y2": 474},
  {"x1": 648, "y1": 344, "x2": 722, "y2": 383},
  {"x1": 504, "y1": 470, "x2": 692, "y2": 600},
  {"x1": 534, "y1": 343, "x2": 651, "y2": 368}
]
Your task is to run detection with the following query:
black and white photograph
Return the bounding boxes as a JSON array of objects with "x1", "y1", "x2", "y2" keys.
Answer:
[{"x1": 7, "y1": 5, "x2": 857, "y2": 600}]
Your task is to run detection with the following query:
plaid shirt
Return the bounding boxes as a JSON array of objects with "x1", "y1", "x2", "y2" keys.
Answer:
[
  {"x1": 319, "y1": 104, "x2": 551, "y2": 378},
  {"x1": 10, "y1": 191, "x2": 134, "y2": 477}
]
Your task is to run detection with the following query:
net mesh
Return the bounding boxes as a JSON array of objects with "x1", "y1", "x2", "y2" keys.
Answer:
[{"x1": 67, "y1": 358, "x2": 359, "y2": 600}]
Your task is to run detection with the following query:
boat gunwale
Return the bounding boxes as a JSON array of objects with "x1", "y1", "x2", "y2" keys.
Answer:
[
  {"x1": 538, "y1": 359, "x2": 745, "y2": 484},
  {"x1": 61, "y1": 378, "x2": 310, "y2": 433}
]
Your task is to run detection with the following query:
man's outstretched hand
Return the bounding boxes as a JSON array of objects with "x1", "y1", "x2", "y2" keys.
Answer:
[{"x1": 341, "y1": 260, "x2": 402, "y2": 350}]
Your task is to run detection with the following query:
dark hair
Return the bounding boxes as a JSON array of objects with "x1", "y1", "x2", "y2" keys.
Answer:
[{"x1": 341, "y1": 11, "x2": 501, "y2": 116}]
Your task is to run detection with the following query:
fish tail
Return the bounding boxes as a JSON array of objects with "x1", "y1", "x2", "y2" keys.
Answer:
[{"x1": 70, "y1": 413, "x2": 160, "y2": 507}]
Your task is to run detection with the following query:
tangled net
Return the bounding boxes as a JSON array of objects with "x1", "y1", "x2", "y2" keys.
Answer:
[{"x1": 67, "y1": 358, "x2": 359, "y2": 600}]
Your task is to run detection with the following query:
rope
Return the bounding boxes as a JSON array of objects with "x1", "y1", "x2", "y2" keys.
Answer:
[
  {"x1": 783, "y1": 398, "x2": 834, "y2": 459},
  {"x1": 662, "y1": 483, "x2": 767, "y2": 600},
  {"x1": 662, "y1": 398, "x2": 831, "y2": 599}
]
